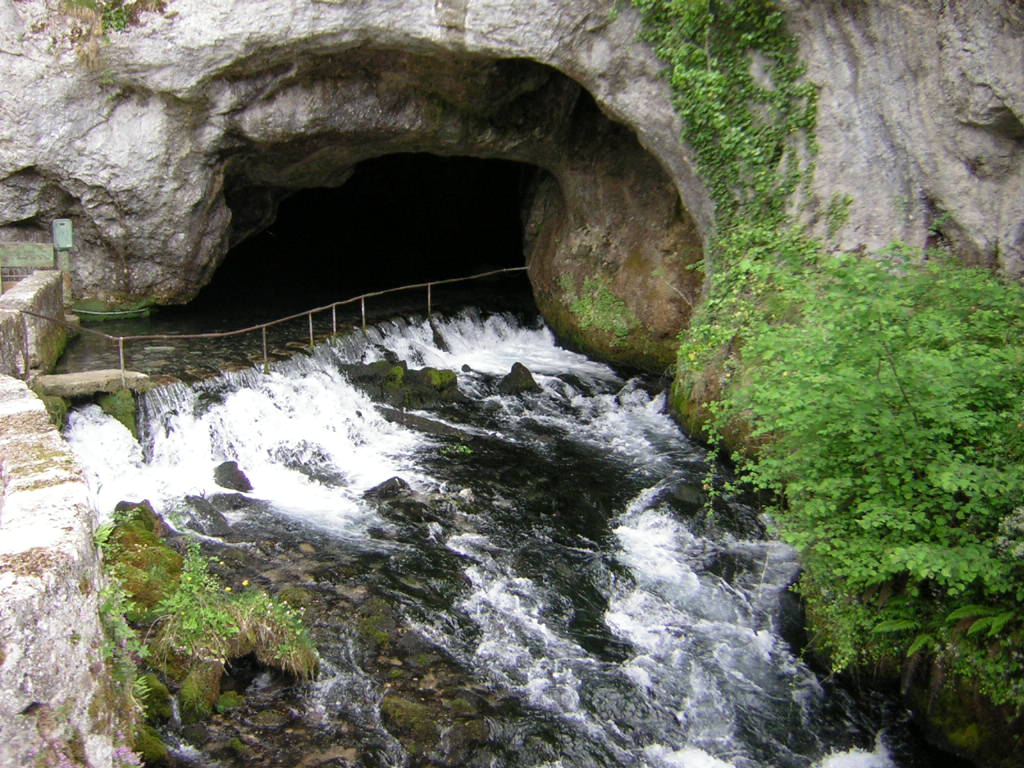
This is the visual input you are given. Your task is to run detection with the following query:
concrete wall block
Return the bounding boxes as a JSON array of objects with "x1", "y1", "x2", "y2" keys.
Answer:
[
  {"x1": 0, "y1": 375, "x2": 119, "y2": 768},
  {"x1": 0, "y1": 310, "x2": 27, "y2": 378},
  {"x1": 0, "y1": 270, "x2": 68, "y2": 373}
]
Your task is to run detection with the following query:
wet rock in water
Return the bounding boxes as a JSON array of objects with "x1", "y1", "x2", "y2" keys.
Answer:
[
  {"x1": 246, "y1": 708, "x2": 292, "y2": 729},
  {"x1": 497, "y1": 362, "x2": 541, "y2": 395},
  {"x1": 364, "y1": 476, "x2": 412, "y2": 500},
  {"x1": 205, "y1": 493, "x2": 265, "y2": 514},
  {"x1": 214, "y1": 460, "x2": 253, "y2": 492},
  {"x1": 341, "y1": 360, "x2": 465, "y2": 409},
  {"x1": 380, "y1": 694, "x2": 439, "y2": 756},
  {"x1": 183, "y1": 495, "x2": 231, "y2": 536},
  {"x1": 379, "y1": 407, "x2": 471, "y2": 439}
]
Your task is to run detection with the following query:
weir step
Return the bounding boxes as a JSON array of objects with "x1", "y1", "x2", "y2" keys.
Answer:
[{"x1": 33, "y1": 369, "x2": 151, "y2": 397}]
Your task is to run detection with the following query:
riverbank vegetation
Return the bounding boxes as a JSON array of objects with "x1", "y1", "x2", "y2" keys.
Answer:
[
  {"x1": 630, "y1": 0, "x2": 1024, "y2": 725},
  {"x1": 95, "y1": 503, "x2": 317, "y2": 759}
]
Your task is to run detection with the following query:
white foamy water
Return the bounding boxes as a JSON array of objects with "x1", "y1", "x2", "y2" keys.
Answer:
[{"x1": 65, "y1": 363, "x2": 427, "y2": 532}]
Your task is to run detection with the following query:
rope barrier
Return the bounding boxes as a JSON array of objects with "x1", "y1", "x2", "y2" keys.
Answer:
[{"x1": 16, "y1": 266, "x2": 529, "y2": 380}]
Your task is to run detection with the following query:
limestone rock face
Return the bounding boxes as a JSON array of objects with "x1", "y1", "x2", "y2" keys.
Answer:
[
  {"x1": 0, "y1": 0, "x2": 708, "y2": 370},
  {"x1": 0, "y1": 0, "x2": 1021, "y2": 371},
  {"x1": 782, "y1": 0, "x2": 1024, "y2": 276}
]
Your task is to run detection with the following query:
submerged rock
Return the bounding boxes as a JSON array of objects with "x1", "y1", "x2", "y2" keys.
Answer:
[
  {"x1": 183, "y1": 495, "x2": 231, "y2": 537},
  {"x1": 364, "y1": 476, "x2": 412, "y2": 500}
]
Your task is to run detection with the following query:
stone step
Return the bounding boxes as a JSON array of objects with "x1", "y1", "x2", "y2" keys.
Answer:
[{"x1": 32, "y1": 369, "x2": 151, "y2": 398}]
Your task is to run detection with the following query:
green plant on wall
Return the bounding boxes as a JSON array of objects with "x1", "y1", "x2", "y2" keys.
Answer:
[
  {"x1": 560, "y1": 274, "x2": 639, "y2": 345},
  {"x1": 825, "y1": 192, "x2": 853, "y2": 239}
]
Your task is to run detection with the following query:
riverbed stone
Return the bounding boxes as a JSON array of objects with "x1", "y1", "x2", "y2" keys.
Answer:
[{"x1": 183, "y1": 495, "x2": 232, "y2": 536}]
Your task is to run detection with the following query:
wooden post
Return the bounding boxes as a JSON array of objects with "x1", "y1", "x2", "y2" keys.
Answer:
[
  {"x1": 308, "y1": 313, "x2": 314, "y2": 348},
  {"x1": 361, "y1": 297, "x2": 366, "y2": 330},
  {"x1": 427, "y1": 283, "x2": 432, "y2": 317},
  {"x1": 332, "y1": 305, "x2": 337, "y2": 335}
]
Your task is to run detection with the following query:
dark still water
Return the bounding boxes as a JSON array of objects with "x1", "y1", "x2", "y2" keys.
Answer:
[{"x1": 62, "y1": 308, "x2": 952, "y2": 768}]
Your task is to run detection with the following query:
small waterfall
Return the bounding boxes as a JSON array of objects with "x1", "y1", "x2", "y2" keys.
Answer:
[{"x1": 63, "y1": 309, "x2": 921, "y2": 768}]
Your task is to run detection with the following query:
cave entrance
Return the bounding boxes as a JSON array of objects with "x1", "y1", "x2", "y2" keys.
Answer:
[{"x1": 195, "y1": 154, "x2": 540, "y2": 320}]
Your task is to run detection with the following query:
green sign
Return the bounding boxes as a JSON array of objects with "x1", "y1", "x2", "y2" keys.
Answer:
[{"x1": 52, "y1": 219, "x2": 73, "y2": 250}]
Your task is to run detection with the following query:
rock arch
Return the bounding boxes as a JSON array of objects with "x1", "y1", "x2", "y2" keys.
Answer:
[{"x1": 0, "y1": 0, "x2": 711, "y2": 369}]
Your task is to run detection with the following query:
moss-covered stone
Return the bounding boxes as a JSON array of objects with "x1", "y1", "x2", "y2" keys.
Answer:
[
  {"x1": 216, "y1": 690, "x2": 245, "y2": 713},
  {"x1": 276, "y1": 586, "x2": 314, "y2": 610},
  {"x1": 103, "y1": 504, "x2": 182, "y2": 616},
  {"x1": 380, "y1": 694, "x2": 439, "y2": 755},
  {"x1": 35, "y1": 393, "x2": 70, "y2": 429},
  {"x1": 342, "y1": 361, "x2": 463, "y2": 409},
  {"x1": 355, "y1": 597, "x2": 397, "y2": 651},
  {"x1": 133, "y1": 723, "x2": 169, "y2": 766},
  {"x1": 139, "y1": 673, "x2": 173, "y2": 722},
  {"x1": 179, "y1": 661, "x2": 223, "y2": 723},
  {"x1": 98, "y1": 388, "x2": 137, "y2": 438}
]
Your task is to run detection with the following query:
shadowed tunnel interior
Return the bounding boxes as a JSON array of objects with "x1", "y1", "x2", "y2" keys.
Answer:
[{"x1": 191, "y1": 154, "x2": 540, "y2": 317}]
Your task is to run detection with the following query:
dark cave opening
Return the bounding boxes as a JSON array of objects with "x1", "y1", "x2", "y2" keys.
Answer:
[{"x1": 194, "y1": 154, "x2": 539, "y2": 319}]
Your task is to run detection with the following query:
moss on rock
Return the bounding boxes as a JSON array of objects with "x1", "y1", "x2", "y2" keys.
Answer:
[
  {"x1": 355, "y1": 597, "x2": 397, "y2": 651},
  {"x1": 216, "y1": 690, "x2": 245, "y2": 713},
  {"x1": 380, "y1": 694, "x2": 439, "y2": 755},
  {"x1": 139, "y1": 672, "x2": 173, "y2": 722},
  {"x1": 35, "y1": 393, "x2": 70, "y2": 429},
  {"x1": 102, "y1": 504, "x2": 182, "y2": 617},
  {"x1": 98, "y1": 388, "x2": 137, "y2": 438},
  {"x1": 179, "y1": 661, "x2": 223, "y2": 723},
  {"x1": 133, "y1": 723, "x2": 169, "y2": 765}
]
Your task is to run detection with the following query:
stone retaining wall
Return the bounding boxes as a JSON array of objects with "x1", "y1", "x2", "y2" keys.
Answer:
[
  {"x1": 0, "y1": 270, "x2": 70, "y2": 377},
  {"x1": 0, "y1": 375, "x2": 121, "y2": 767}
]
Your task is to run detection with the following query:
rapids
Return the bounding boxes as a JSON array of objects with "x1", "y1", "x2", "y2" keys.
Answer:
[{"x1": 63, "y1": 309, "x2": 942, "y2": 768}]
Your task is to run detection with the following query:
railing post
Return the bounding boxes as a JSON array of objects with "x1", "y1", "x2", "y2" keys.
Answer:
[
  {"x1": 361, "y1": 297, "x2": 366, "y2": 330},
  {"x1": 427, "y1": 284, "x2": 432, "y2": 317},
  {"x1": 117, "y1": 337, "x2": 126, "y2": 388},
  {"x1": 332, "y1": 305, "x2": 337, "y2": 335},
  {"x1": 261, "y1": 327, "x2": 268, "y2": 374},
  {"x1": 308, "y1": 313, "x2": 314, "y2": 348}
]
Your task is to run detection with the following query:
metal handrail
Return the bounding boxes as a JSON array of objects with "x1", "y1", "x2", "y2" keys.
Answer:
[{"x1": 18, "y1": 266, "x2": 529, "y2": 383}]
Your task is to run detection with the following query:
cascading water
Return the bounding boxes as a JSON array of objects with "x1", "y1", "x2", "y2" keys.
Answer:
[{"x1": 64, "y1": 309, "x2": 938, "y2": 768}]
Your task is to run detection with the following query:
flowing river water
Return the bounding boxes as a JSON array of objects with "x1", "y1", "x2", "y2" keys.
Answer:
[{"x1": 61, "y1": 305, "x2": 950, "y2": 768}]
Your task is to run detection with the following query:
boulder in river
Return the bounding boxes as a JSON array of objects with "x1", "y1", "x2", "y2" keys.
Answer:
[
  {"x1": 497, "y1": 362, "x2": 541, "y2": 395},
  {"x1": 342, "y1": 361, "x2": 465, "y2": 409},
  {"x1": 213, "y1": 460, "x2": 253, "y2": 492}
]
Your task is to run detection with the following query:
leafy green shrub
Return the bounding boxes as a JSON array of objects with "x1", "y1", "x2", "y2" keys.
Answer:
[
  {"x1": 150, "y1": 539, "x2": 239, "y2": 665},
  {"x1": 710, "y1": 249, "x2": 1024, "y2": 706},
  {"x1": 630, "y1": 0, "x2": 1024, "y2": 714}
]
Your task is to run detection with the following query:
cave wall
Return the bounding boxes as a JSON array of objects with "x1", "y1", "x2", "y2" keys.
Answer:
[
  {"x1": 0, "y1": 0, "x2": 1021, "y2": 371},
  {"x1": 783, "y1": 0, "x2": 1023, "y2": 275}
]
